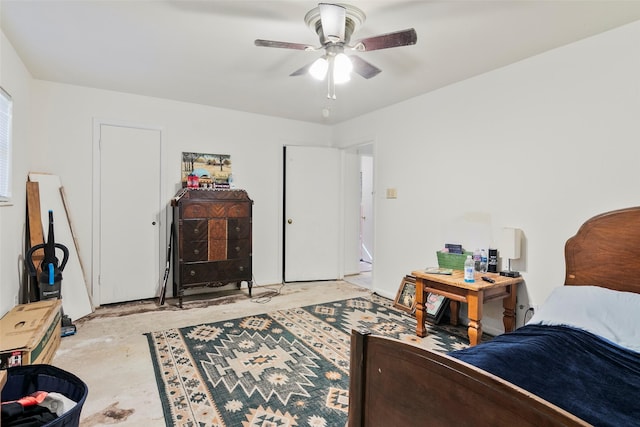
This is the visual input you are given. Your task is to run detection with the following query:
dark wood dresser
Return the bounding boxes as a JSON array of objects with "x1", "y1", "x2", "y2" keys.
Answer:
[{"x1": 171, "y1": 188, "x2": 253, "y2": 307}]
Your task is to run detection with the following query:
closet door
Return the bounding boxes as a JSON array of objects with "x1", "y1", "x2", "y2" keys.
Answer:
[{"x1": 98, "y1": 124, "x2": 161, "y2": 304}]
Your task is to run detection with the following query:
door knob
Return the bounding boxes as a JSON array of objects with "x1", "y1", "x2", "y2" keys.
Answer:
[{"x1": 287, "y1": 219, "x2": 293, "y2": 224}]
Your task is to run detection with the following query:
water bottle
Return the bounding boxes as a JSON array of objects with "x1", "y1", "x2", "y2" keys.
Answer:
[
  {"x1": 473, "y1": 248, "x2": 481, "y2": 271},
  {"x1": 464, "y1": 255, "x2": 475, "y2": 283},
  {"x1": 480, "y1": 249, "x2": 488, "y2": 273}
]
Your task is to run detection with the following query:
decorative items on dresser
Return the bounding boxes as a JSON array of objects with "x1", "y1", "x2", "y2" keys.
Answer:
[{"x1": 171, "y1": 188, "x2": 253, "y2": 308}]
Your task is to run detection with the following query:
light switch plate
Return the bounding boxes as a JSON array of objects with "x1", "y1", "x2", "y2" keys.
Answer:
[{"x1": 386, "y1": 188, "x2": 397, "y2": 199}]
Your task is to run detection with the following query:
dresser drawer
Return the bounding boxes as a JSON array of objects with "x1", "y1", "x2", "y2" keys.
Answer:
[
  {"x1": 181, "y1": 219, "x2": 208, "y2": 240},
  {"x1": 227, "y1": 218, "x2": 251, "y2": 239},
  {"x1": 180, "y1": 240, "x2": 208, "y2": 262},
  {"x1": 227, "y1": 239, "x2": 251, "y2": 259},
  {"x1": 180, "y1": 259, "x2": 252, "y2": 285}
]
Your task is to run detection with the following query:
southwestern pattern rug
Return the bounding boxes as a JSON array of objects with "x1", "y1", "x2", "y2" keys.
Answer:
[{"x1": 145, "y1": 294, "x2": 473, "y2": 427}]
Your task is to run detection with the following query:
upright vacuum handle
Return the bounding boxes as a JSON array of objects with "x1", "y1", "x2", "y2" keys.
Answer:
[
  {"x1": 54, "y1": 243, "x2": 70, "y2": 272},
  {"x1": 25, "y1": 244, "x2": 45, "y2": 276},
  {"x1": 25, "y1": 243, "x2": 69, "y2": 275}
]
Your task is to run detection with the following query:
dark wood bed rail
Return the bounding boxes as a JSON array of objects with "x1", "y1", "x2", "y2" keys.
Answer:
[{"x1": 348, "y1": 329, "x2": 588, "y2": 427}]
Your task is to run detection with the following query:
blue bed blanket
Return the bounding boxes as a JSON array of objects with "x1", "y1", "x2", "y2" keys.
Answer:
[{"x1": 449, "y1": 324, "x2": 640, "y2": 426}]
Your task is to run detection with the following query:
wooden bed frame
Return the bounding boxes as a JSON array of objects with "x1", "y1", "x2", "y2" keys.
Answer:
[{"x1": 348, "y1": 207, "x2": 640, "y2": 427}]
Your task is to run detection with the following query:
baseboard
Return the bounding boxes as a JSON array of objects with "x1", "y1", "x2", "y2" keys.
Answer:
[{"x1": 372, "y1": 289, "x2": 395, "y2": 301}]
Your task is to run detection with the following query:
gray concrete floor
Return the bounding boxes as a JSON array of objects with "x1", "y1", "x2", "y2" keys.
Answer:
[{"x1": 53, "y1": 280, "x2": 371, "y2": 426}]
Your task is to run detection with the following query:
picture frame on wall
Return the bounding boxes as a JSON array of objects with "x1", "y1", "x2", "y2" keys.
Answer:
[{"x1": 393, "y1": 275, "x2": 416, "y2": 314}]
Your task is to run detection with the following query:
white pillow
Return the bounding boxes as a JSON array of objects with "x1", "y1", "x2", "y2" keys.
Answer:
[{"x1": 527, "y1": 285, "x2": 640, "y2": 353}]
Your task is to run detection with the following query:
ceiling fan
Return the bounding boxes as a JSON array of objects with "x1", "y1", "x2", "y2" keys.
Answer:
[{"x1": 255, "y1": 3, "x2": 417, "y2": 99}]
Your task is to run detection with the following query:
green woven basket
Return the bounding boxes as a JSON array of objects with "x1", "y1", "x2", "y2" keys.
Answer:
[{"x1": 437, "y1": 251, "x2": 473, "y2": 270}]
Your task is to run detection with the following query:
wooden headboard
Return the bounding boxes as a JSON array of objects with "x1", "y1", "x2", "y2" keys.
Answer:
[{"x1": 564, "y1": 206, "x2": 640, "y2": 294}]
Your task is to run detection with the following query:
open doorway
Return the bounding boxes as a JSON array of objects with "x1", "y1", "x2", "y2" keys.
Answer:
[
  {"x1": 344, "y1": 143, "x2": 373, "y2": 288},
  {"x1": 359, "y1": 146, "x2": 374, "y2": 273}
]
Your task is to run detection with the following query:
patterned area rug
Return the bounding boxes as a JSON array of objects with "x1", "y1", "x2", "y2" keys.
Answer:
[{"x1": 145, "y1": 294, "x2": 472, "y2": 427}]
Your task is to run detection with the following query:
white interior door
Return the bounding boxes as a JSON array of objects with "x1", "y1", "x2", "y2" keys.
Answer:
[
  {"x1": 284, "y1": 145, "x2": 340, "y2": 282},
  {"x1": 98, "y1": 124, "x2": 161, "y2": 304}
]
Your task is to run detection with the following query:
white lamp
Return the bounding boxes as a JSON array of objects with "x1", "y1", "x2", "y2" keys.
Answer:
[{"x1": 500, "y1": 227, "x2": 522, "y2": 277}]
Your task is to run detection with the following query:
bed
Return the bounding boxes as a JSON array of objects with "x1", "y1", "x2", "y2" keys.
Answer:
[{"x1": 348, "y1": 207, "x2": 640, "y2": 426}]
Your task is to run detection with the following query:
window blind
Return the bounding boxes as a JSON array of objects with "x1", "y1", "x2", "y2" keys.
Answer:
[{"x1": 0, "y1": 87, "x2": 12, "y2": 201}]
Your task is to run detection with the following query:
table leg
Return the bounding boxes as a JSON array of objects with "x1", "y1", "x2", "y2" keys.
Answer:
[
  {"x1": 449, "y1": 300, "x2": 459, "y2": 326},
  {"x1": 466, "y1": 291, "x2": 483, "y2": 346},
  {"x1": 415, "y1": 278, "x2": 427, "y2": 337},
  {"x1": 502, "y1": 284, "x2": 517, "y2": 332}
]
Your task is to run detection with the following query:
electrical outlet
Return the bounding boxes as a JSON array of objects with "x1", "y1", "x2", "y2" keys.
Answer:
[{"x1": 386, "y1": 188, "x2": 397, "y2": 199}]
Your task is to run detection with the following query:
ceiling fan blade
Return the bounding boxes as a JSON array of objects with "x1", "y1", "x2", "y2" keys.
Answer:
[
  {"x1": 349, "y1": 55, "x2": 382, "y2": 79},
  {"x1": 289, "y1": 61, "x2": 314, "y2": 77},
  {"x1": 353, "y1": 28, "x2": 417, "y2": 52},
  {"x1": 255, "y1": 39, "x2": 314, "y2": 50},
  {"x1": 319, "y1": 3, "x2": 346, "y2": 43}
]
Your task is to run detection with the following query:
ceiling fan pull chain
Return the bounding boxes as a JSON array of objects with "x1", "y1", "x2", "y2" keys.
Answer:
[{"x1": 327, "y1": 58, "x2": 336, "y2": 99}]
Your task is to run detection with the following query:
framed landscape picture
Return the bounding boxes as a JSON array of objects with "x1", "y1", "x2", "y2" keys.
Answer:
[
  {"x1": 393, "y1": 275, "x2": 416, "y2": 314},
  {"x1": 182, "y1": 152, "x2": 232, "y2": 188}
]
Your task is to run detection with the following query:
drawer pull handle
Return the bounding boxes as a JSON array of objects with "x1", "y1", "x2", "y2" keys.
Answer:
[
  {"x1": 190, "y1": 270, "x2": 196, "y2": 276},
  {"x1": 235, "y1": 246, "x2": 240, "y2": 252},
  {"x1": 239, "y1": 266, "x2": 244, "y2": 272},
  {"x1": 194, "y1": 228, "x2": 199, "y2": 234},
  {"x1": 194, "y1": 249, "x2": 199, "y2": 255},
  {"x1": 235, "y1": 226, "x2": 241, "y2": 232}
]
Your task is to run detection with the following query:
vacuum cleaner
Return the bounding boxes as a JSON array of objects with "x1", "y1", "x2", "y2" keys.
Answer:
[{"x1": 25, "y1": 210, "x2": 76, "y2": 336}]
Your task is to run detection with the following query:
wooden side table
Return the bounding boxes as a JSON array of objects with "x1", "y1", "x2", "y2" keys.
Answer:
[{"x1": 411, "y1": 270, "x2": 523, "y2": 346}]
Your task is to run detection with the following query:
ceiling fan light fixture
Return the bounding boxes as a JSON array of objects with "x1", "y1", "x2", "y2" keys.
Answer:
[
  {"x1": 333, "y1": 53, "x2": 352, "y2": 84},
  {"x1": 257, "y1": 3, "x2": 416, "y2": 100},
  {"x1": 309, "y1": 57, "x2": 329, "y2": 80}
]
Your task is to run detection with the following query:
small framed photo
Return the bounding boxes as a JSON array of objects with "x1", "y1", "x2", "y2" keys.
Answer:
[
  {"x1": 394, "y1": 275, "x2": 416, "y2": 314},
  {"x1": 425, "y1": 293, "x2": 449, "y2": 324}
]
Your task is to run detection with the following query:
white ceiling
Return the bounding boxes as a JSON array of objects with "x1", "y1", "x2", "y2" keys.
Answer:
[{"x1": 3, "y1": 1, "x2": 640, "y2": 125}]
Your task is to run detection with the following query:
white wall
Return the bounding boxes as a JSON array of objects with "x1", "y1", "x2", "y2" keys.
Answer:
[
  {"x1": 0, "y1": 31, "x2": 33, "y2": 316},
  {"x1": 333, "y1": 20, "x2": 640, "y2": 334},
  {"x1": 26, "y1": 82, "x2": 332, "y2": 300}
]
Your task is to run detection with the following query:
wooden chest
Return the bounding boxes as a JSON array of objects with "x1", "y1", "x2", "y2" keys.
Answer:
[{"x1": 172, "y1": 188, "x2": 253, "y2": 307}]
